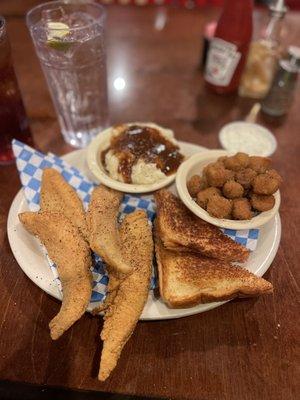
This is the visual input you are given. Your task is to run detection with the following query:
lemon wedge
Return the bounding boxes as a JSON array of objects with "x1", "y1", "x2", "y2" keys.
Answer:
[{"x1": 47, "y1": 21, "x2": 71, "y2": 51}]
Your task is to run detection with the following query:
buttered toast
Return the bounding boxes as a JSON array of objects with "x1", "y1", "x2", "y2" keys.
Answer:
[
  {"x1": 155, "y1": 190, "x2": 249, "y2": 263},
  {"x1": 155, "y1": 235, "x2": 273, "y2": 308}
]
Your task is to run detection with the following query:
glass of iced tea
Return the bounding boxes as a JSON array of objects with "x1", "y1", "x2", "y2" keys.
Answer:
[
  {"x1": 26, "y1": 1, "x2": 109, "y2": 148},
  {"x1": 0, "y1": 16, "x2": 33, "y2": 165}
]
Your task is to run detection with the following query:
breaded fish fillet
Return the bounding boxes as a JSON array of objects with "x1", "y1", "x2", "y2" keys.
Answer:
[
  {"x1": 19, "y1": 211, "x2": 92, "y2": 340},
  {"x1": 92, "y1": 269, "x2": 121, "y2": 315},
  {"x1": 98, "y1": 210, "x2": 153, "y2": 381},
  {"x1": 40, "y1": 168, "x2": 88, "y2": 240},
  {"x1": 155, "y1": 190, "x2": 249, "y2": 263},
  {"x1": 87, "y1": 185, "x2": 131, "y2": 275}
]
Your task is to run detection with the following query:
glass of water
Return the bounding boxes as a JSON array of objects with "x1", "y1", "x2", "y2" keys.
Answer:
[{"x1": 26, "y1": 1, "x2": 108, "y2": 148}]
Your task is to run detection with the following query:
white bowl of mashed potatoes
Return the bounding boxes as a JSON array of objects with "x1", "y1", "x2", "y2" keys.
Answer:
[{"x1": 87, "y1": 122, "x2": 184, "y2": 193}]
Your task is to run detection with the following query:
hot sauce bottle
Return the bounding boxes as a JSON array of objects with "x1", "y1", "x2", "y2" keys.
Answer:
[{"x1": 205, "y1": 0, "x2": 253, "y2": 94}]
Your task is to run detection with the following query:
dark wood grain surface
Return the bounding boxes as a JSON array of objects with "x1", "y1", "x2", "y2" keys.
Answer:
[{"x1": 0, "y1": 2, "x2": 299, "y2": 400}]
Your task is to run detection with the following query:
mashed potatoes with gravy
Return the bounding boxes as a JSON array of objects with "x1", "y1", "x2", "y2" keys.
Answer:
[
  {"x1": 102, "y1": 122, "x2": 183, "y2": 185},
  {"x1": 105, "y1": 150, "x2": 167, "y2": 184}
]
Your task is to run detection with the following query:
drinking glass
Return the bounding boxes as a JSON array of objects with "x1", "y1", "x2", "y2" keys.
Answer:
[
  {"x1": 0, "y1": 16, "x2": 33, "y2": 164},
  {"x1": 26, "y1": 1, "x2": 109, "y2": 148}
]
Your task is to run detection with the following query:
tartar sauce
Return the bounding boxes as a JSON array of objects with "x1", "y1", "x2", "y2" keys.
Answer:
[{"x1": 219, "y1": 122, "x2": 277, "y2": 156}]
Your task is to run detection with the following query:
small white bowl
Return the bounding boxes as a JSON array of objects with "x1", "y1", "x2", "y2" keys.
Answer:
[
  {"x1": 219, "y1": 121, "x2": 277, "y2": 157},
  {"x1": 176, "y1": 150, "x2": 280, "y2": 230},
  {"x1": 86, "y1": 124, "x2": 180, "y2": 194}
]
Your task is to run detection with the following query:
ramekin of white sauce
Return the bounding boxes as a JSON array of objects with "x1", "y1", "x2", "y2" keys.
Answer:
[{"x1": 219, "y1": 122, "x2": 277, "y2": 157}]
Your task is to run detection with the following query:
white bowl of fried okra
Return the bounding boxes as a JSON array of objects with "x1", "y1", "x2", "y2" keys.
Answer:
[{"x1": 176, "y1": 150, "x2": 282, "y2": 230}]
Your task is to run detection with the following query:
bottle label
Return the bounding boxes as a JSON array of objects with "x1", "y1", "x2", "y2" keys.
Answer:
[{"x1": 205, "y1": 38, "x2": 241, "y2": 87}]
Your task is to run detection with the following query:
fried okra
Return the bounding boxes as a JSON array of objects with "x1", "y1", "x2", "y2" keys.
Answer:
[
  {"x1": 223, "y1": 180, "x2": 244, "y2": 199},
  {"x1": 250, "y1": 194, "x2": 275, "y2": 212},
  {"x1": 196, "y1": 187, "x2": 221, "y2": 209},
  {"x1": 217, "y1": 156, "x2": 228, "y2": 165},
  {"x1": 187, "y1": 175, "x2": 202, "y2": 197},
  {"x1": 248, "y1": 156, "x2": 271, "y2": 173},
  {"x1": 252, "y1": 174, "x2": 280, "y2": 195},
  {"x1": 190, "y1": 152, "x2": 282, "y2": 220},
  {"x1": 205, "y1": 165, "x2": 234, "y2": 187},
  {"x1": 235, "y1": 168, "x2": 257, "y2": 189},
  {"x1": 266, "y1": 169, "x2": 283, "y2": 184},
  {"x1": 206, "y1": 195, "x2": 232, "y2": 219},
  {"x1": 232, "y1": 198, "x2": 253, "y2": 220},
  {"x1": 203, "y1": 161, "x2": 224, "y2": 174},
  {"x1": 223, "y1": 152, "x2": 249, "y2": 171}
]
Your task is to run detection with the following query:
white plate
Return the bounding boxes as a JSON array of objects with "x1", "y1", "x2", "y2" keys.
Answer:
[
  {"x1": 7, "y1": 141, "x2": 281, "y2": 320},
  {"x1": 176, "y1": 150, "x2": 281, "y2": 230}
]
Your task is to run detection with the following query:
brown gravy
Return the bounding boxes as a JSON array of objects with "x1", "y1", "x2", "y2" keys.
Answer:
[{"x1": 101, "y1": 125, "x2": 184, "y2": 183}]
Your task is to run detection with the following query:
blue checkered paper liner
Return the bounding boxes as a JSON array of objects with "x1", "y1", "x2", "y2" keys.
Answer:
[
  {"x1": 13, "y1": 139, "x2": 259, "y2": 303},
  {"x1": 13, "y1": 140, "x2": 156, "y2": 303}
]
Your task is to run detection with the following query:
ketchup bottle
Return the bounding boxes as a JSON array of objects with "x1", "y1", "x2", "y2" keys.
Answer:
[{"x1": 205, "y1": 0, "x2": 253, "y2": 94}]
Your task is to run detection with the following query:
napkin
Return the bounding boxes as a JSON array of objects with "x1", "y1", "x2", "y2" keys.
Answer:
[{"x1": 12, "y1": 140, "x2": 259, "y2": 303}]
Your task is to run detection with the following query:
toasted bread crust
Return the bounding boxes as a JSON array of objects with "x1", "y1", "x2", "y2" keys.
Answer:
[
  {"x1": 164, "y1": 288, "x2": 273, "y2": 309},
  {"x1": 155, "y1": 190, "x2": 249, "y2": 263},
  {"x1": 154, "y1": 230, "x2": 272, "y2": 308}
]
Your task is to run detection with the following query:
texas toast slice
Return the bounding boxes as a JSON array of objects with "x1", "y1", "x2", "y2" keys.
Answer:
[
  {"x1": 155, "y1": 235, "x2": 273, "y2": 308},
  {"x1": 155, "y1": 190, "x2": 249, "y2": 263}
]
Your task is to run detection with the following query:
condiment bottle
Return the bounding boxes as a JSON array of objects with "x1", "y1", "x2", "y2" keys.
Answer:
[
  {"x1": 200, "y1": 21, "x2": 216, "y2": 71},
  {"x1": 261, "y1": 46, "x2": 300, "y2": 117},
  {"x1": 239, "y1": 0, "x2": 287, "y2": 99},
  {"x1": 204, "y1": 0, "x2": 253, "y2": 94}
]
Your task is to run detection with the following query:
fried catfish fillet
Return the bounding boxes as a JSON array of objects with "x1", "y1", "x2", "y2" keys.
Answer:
[
  {"x1": 19, "y1": 211, "x2": 92, "y2": 340},
  {"x1": 92, "y1": 269, "x2": 121, "y2": 315},
  {"x1": 40, "y1": 168, "x2": 88, "y2": 240},
  {"x1": 86, "y1": 185, "x2": 131, "y2": 275},
  {"x1": 98, "y1": 210, "x2": 153, "y2": 381}
]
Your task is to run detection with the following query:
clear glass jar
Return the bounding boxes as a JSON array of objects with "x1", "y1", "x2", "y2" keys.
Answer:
[
  {"x1": 239, "y1": 0, "x2": 287, "y2": 99},
  {"x1": 261, "y1": 46, "x2": 300, "y2": 116}
]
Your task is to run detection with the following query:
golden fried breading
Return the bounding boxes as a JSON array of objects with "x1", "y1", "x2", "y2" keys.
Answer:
[
  {"x1": 232, "y1": 198, "x2": 253, "y2": 220},
  {"x1": 266, "y1": 169, "x2": 283, "y2": 184},
  {"x1": 250, "y1": 194, "x2": 275, "y2": 212},
  {"x1": 40, "y1": 168, "x2": 88, "y2": 240},
  {"x1": 248, "y1": 156, "x2": 271, "y2": 173},
  {"x1": 217, "y1": 156, "x2": 228, "y2": 164},
  {"x1": 196, "y1": 187, "x2": 221, "y2": 209},
  {"x1": 87, "y1": 185, "x2": 131, "y2": 275},
  {"x1": 92, "y1": 270, "x2": 121, "y2": 315},
  {"x1": 222, "y1": 180, "x2": 244, "y2": 199},
  {"x1": 252, "y1": 174, "x2": 280, "y2": 195},
  {"x1": 98, "y1": 210, "x2": 153, "y2": 381},
  {"x1": 224, "y1": 153, "x2": 249, "y2": 171},
  {"x1": 206, "y1": 195, "x2": 232, "y2": 219},
  {"x1": 205, "y1": 165, "x2": 234, "y2": 187},
  {"x1": 235, "y1": 168, "x2": 257, "y2": 189},
  {"x1": 200, "y1": 174, "x2": 209, "y2": 190},
  {"x1": 19, "y1": 211, "x2": 92, "y2": 340},
  {"x1": 203, "y1": 161, "x2": 224, "y2": 174},
  {"x1": 187, "y1": 175, "x2": 202, "y2": 197},
  {"x1": 192, "y1": 153, "x2": 281, "y2": 221}
]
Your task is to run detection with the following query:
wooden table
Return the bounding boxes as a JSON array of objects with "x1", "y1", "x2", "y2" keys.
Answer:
[{"x1": 1, "y1": 2, "x2": 299, "y2": 399}]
